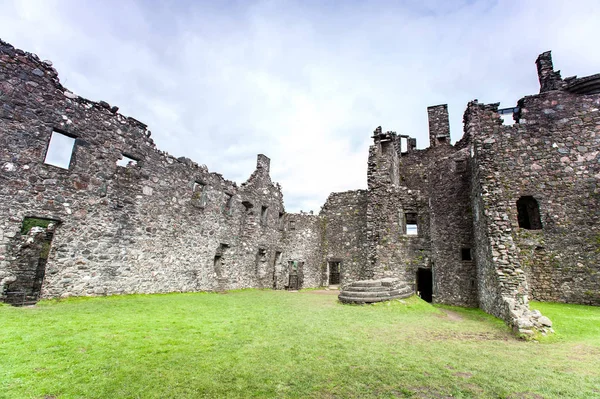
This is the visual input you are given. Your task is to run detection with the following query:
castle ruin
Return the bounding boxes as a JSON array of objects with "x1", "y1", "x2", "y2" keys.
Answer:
[{"x1": 1, "y1": 40, "x2": 599, "y2": 335}]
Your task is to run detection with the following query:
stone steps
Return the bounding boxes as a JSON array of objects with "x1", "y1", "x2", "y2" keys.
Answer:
[{"x1": 339, "y1": 278, "x2": 412, "y2": 304}]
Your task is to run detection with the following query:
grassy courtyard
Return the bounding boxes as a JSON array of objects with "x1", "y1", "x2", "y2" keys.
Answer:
[{"x1": 0, "y1": 290, "x2": 599, "y2": 399}]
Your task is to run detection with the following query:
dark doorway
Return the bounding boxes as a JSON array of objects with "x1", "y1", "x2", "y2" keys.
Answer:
[
  {"x1": 287, "y1": 260, "x2": 304, "y2": 290},
  {"x1": 517, "y1": 196, "x2": 542, "y2": 230},
  {"x1": 416, "y1": 268, "x2": 433, "y2": 303},
  {"x1": 328, "y1": 261, "x2": 341, "y2": 285}
]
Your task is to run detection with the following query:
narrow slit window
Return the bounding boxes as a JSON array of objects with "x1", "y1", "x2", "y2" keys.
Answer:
[
  {"x1": 44, "y1": 130, "x2": 76, "y2": 169},
  {"x1": 405, "y1": 213, "x2": 418, "y2": 236},
  {"x1": 278, "y1": 212, "x2": 284, "y2": 230},
  {"x1": 116, "y1": 154, "x2": 138, "y2": 167}
]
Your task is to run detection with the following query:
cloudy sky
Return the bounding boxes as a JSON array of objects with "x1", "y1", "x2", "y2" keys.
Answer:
[{"x1": 2, "y1": 0, "x2": 600, "y2": 212}]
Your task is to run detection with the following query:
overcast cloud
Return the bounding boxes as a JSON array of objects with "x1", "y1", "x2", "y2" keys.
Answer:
[{"x1": 1, "y1": 0, "x2": 599, "y2": 212}]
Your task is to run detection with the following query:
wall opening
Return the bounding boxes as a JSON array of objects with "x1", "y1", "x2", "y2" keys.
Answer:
[
  {"x1": 286, "y1": 260, "x2": 304, "y2": 290},
  {"x1": 416, "y1": 268, "x2": 433, "y2": 303},
  {"x1": 272, "y1": 251, "x2": 282, "y2": 288},
  {"x1": 223, "y1": 193, "x2": 233, "y2": 215},
  {"x1": 380, "y1": 139, "x2": 392, "y2": 154},
  {"x1": 192, "y1": 181, "x2": 208, "y2": 208},
  {"x1": 405, "y1": 212, "x2": 418, "y2": 236},
  {"x1": 278, "y1": 212, "x2": 284, "y2": 230},
  {"x1": 400, "y1": 137, "x2": 408, "y2": 153},
  {"x1": 116, "y1": 154, "x2": 139, "y2": 167},
  {"x1": 289, "y1": 220, "x2": 296, "y2": 231},
  {"x1": 242, "y1": 201, "x2": 253, "y2": 213},
  {"x1": 455, "y1": 160, "x2": 467, "y2": 173},
  {"x1": 213, "y1": 243, "x2": 230, "y2": 281},
  {"x1": 261, "y1": 206, "x2": 268, "y2": 226},
  {"x1": 3, "y1": 217, "x2": 60, "y2": 306},
  {"x1": 44, "y1": 130, "x2": 76, "y2": 169},
  {"x1": 328, "y1": 261, "x2": 341, "y2": 285},
  {"x1": 517, "y1": 196, "x2": 542, "y2": 230},
  {"x1": 461, "y1": 248, "x2": 472, "y2": 261},
  {"x1": 437, "y1": 136, "x2": 447, "y2": 144}
]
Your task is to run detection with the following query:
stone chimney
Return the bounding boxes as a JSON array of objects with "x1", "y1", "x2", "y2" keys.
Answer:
[
  {"x1": 427, "y1": 104, "x2": 450, "y2": 147},
  {"x1": 256, "y1": 154, "x2": 270, "y2": 173},
  {"x1": 536, "y1": 51, "x2": 564, "y2": 93}
]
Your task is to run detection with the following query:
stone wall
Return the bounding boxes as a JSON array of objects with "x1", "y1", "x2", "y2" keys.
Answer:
[
  {"x1": 0, "y1": 39, "x2": 323, "y2": 300},
  {"x1": 320, "y1": 190, "x2": 368, "y2": 285},
  {"x1": 281, "y1": 212, "x2": 323, "y2": 289}
]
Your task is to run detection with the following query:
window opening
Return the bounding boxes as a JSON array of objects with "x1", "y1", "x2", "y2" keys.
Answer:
[
  {"x1": 517, "y1": 196, "x2": 542, "y2": 230},
  {"x1": 278, "y1": 212, "x2": 284, "y2": 230},
  {"x1": 289, "y1": 220, "x2": 296, "y2": 231},
  {"x1": 44, "y1": 130, "x2": 76, "y2": 169},
  {"x1": 192, "y1": 181, "x2": 208, "y2": 208},
  {"x1": 242, "y1": 201, "x2": 253, "y2": 213},
  {"x1": 223, "y1": 193, "x2": 233, "y2": 215},
  {"x1": 261, "y1": 206, "x2": 268, "y2": 226},
  {"x1": 116, "y1": 154, "x2": 139, "y2": 167},
  {"x1": 400, "y1": 137, "x2": 408, "y2": 153},
  {"x1": 405, "y1": 213, "x2": 418, "y2": 236},
  {"x1": 461, "y1": 248, "x2": 472, "y2": 261}
]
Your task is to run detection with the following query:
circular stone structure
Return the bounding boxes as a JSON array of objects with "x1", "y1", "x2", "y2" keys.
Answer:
[{"x1": 338, "y1": 278, "x2": 412, "y2": 304}]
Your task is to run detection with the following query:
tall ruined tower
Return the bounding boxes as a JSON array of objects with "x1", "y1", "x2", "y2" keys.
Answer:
[
  {"x1": 427, "y1": 104, "x2": 451, "y2": 147},
  {"x1": 365, "y1": 127, "x2": 400, "y2": 279}
]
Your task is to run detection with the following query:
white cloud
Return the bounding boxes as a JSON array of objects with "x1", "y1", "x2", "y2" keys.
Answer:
[{"x1": 1, "y1": 0, "x2": 600, "y2": 211}]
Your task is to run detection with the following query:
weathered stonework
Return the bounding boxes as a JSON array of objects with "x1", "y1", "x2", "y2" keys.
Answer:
[{"x1": 1, "y1": 39, "x2": 598, "y2": 335}]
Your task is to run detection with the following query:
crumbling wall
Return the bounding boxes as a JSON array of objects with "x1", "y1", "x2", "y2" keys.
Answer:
[
  {"x1": 0, "y1": 39, "x2": 286, "y2": 299},
  {"x1": 366, "y1": 129, "x2": 429, "y2": 289},
  {"x1": 281, "y1": 212, "x2": 323, "y2": 289},
  {"x1": 320, "y1": 190, "x2": 368, "y2": 285},
  {"x1": 427, "y1": 149, "x2": 477, "y2": 306},
  {"x1": 469, "y1": 91, "x2": 600, "y2": 306}
]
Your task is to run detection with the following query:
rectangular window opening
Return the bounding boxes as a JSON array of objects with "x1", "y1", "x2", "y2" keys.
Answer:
[
  {"x1": 278, "y1": 212, "x2": 284, "y2": 230},
  {"x1": 193, "y1": 181, "x2": 208, "y2": 207},
  {"x1": 461, "y1": 248, "x2": 472, "y2": 261},
  {"x1": 116, "y1": 154, "x2": 139, "y2": 167},
  {"x1": 289, "y1": 220, "x2": 296, "y2": 231},
  {"x1": 400, "y1": 137, "x2": 408, "y2": 153},
  {"x1": 44, "y1": 130, "x2": 76, "y2": 169},
  {"x1": 405, "y1": 213, "x2": 418, "y2": 236}
]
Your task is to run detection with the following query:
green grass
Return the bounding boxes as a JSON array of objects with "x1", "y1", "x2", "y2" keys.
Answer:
[{"x1": 1, "y1": 291, "x2": 599, "y2": 399}]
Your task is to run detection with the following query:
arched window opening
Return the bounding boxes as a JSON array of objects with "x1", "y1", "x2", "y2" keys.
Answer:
[{"x1": 517, "y1": 196, "x2": 542, "y2": 230}]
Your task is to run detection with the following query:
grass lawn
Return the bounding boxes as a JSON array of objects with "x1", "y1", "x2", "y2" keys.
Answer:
[{"x1": 1, "y1": 290, "x2": 599, "y2": 399}]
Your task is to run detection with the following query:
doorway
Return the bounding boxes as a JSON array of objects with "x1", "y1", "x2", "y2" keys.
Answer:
[
  {"x1": 328, "y1": 261, "x2": 341, "y2": 285},
  {"x1": 416, "y1": 268, "x2": 433, "y2": 303}
]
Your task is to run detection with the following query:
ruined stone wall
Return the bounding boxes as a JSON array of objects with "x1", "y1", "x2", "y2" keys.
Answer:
[
  {"x1": 320, "y1": 190, "x2": 368, "y2": 285},
  {"x1": 280, "y1": 212, "x2": 323, "y2": 289},
  {"x1": 427, "y1": 149, "x2": 477, "y2": 306},
  {"x1": 0, "y1": 39, "x2": 288, "y2": 298},
  {"x1": 366, "y1": 129, "x2": 429, "y2": 289},
  {"x1": 469, "y1": 92, "x2": 600, "y2": 307}
]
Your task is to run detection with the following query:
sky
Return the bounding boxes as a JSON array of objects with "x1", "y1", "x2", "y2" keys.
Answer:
[{"x1": 2, "y1": 0, "x2": 600, "y2": 212}]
